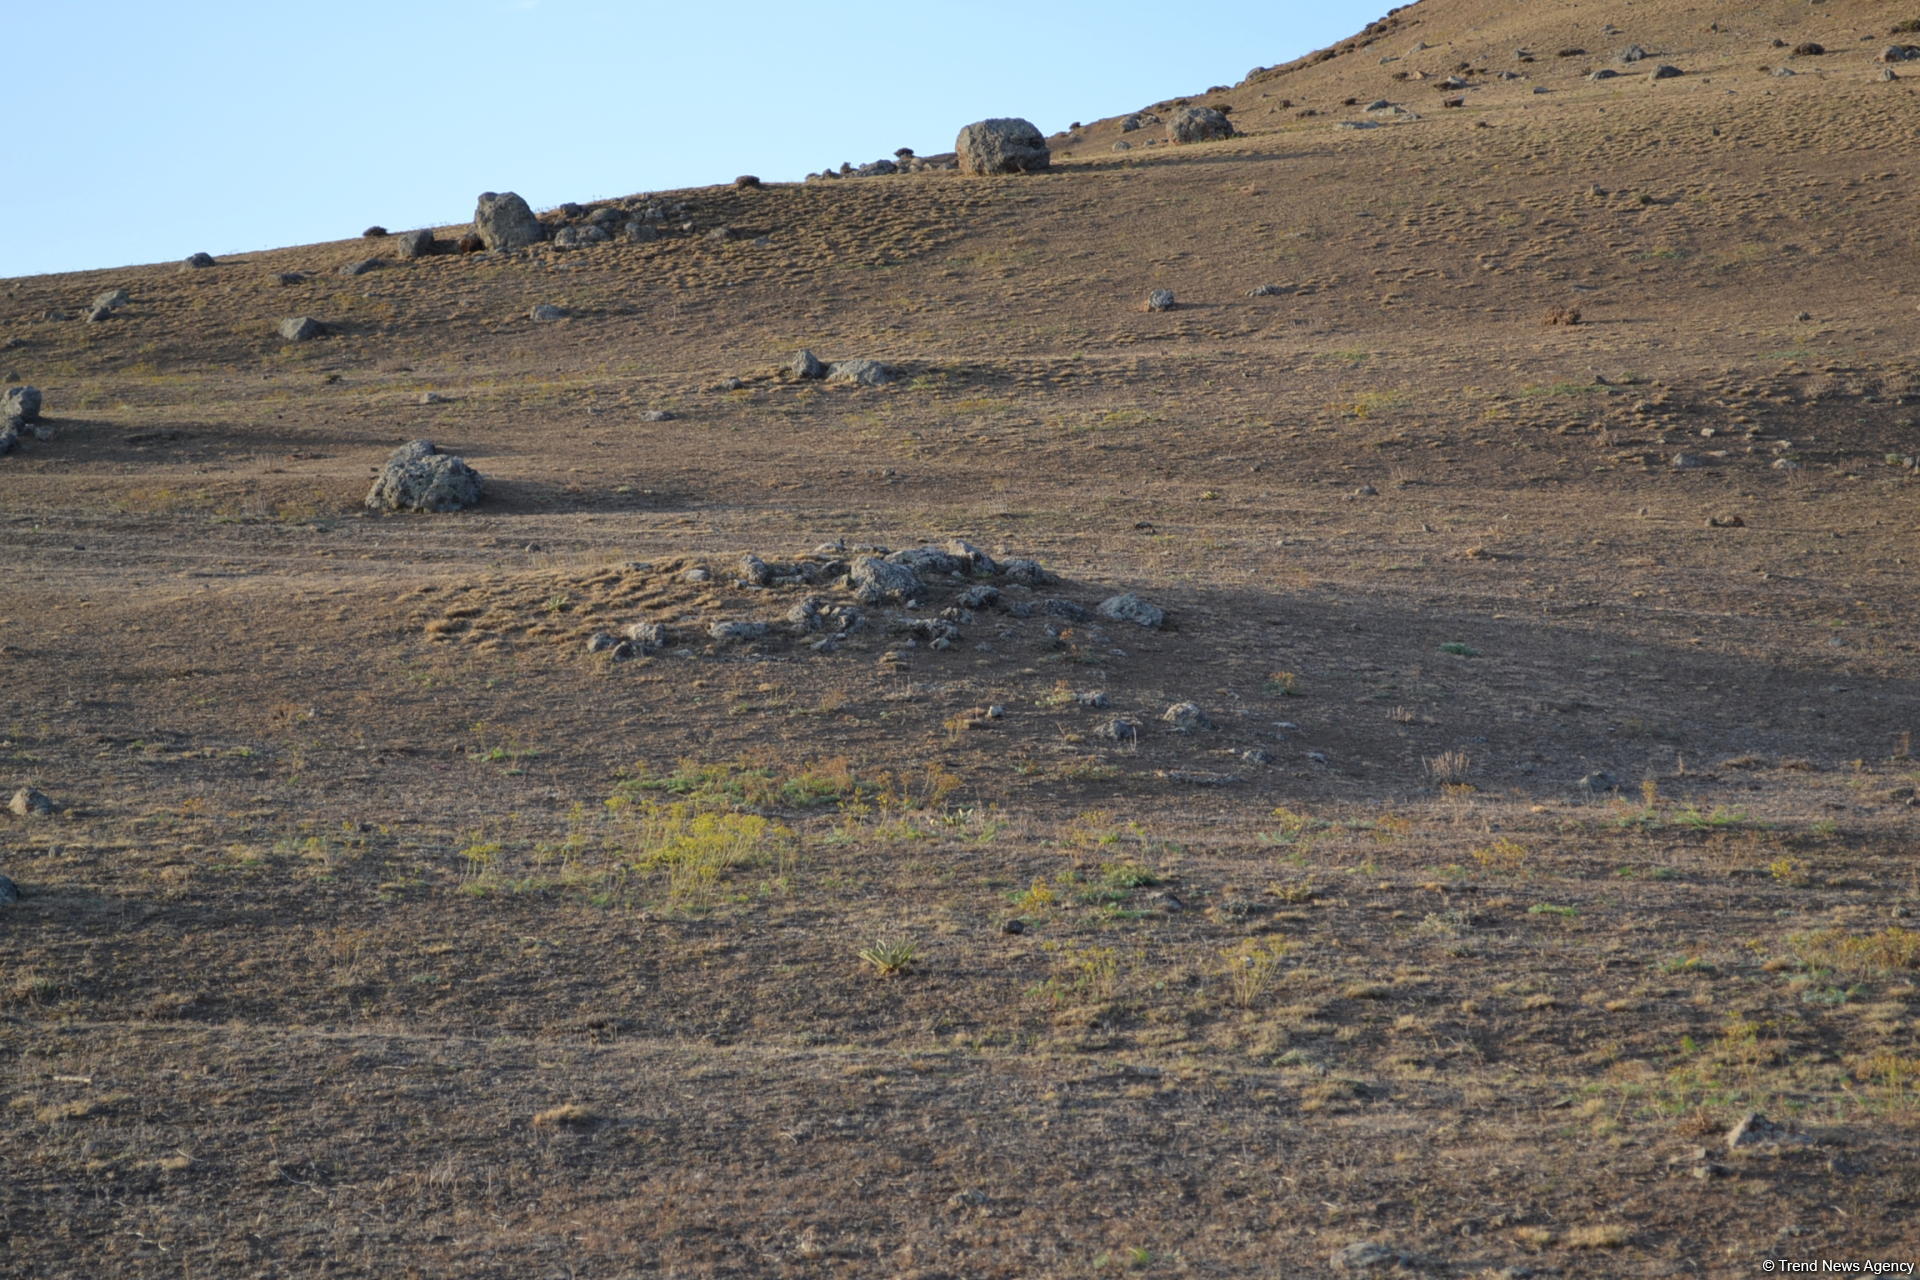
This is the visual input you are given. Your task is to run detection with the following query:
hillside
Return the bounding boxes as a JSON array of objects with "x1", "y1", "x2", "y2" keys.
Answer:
[{"x1": 3, "y1": 1, "x2": 1918, "y2": 1276}]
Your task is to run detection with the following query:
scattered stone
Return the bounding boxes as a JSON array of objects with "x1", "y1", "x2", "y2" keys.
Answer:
[
  {"x1": 364, "y1": 440, "x2": 483, "y2": 513},
  {"x1": 999, "y1": 557, "x2": 1051, "y2": 587},
  {"x1": 181, "y1": 252, "x2": 217, "y2": 270},
  {"x1": 740, "y1": 553, "x2": 775, "y2": 586},
  {"x1": 277, "y1": 316, "x2": 325, "y2": 342},
  {"x1": 1120, "y1": 112, "x2": 1160, "y2": 132},
  {"x1": 1707, "y1": 513, "x2": 1745, "y2": 528},
  {"x1": 1330, "y1": 1242, "x2": 1409, "y2": 1273},
  {"x1": 624, "y1": 621, "x2": 670, "y2": 652},
  {"x1": 708, "y1": 621, "x2": 771, "y2": 643},
  {"x1": 473, "y1": 190, "x2": 543, "y2": 251},
  {"x1": 1620, "y1": 44, "x2": 1648, "y2": 63},
  {"x1": 275, "y1": 272, "x2": 308, "y2": 285},
  {"x1": 1791, "y1": 42, "x2": 1824, "y2": 57},
  {"x1": 5, "y1": 385, "x2": 43, "y2": 422},
  {"x1": 529, "y1": 304, "x2": 569, "y2": 322},
  {"x1": 1099, "y1": 717, "x2": 1141, "y2": 743},
  {"x1": 1145, "y1": 289, "x2": 1176, "y2": 312},
  {"x1": 999, "y1": 918, "x2": 1025, "y2": 935},
  {"x1": 9, "y1": 787, "x2": 53, "y2": 818},
  {"x1": 586, "y1": 631, "x2": 618, "y2": 653},
  {"x1": 1727, "y1": 1112, "x2": 1789, "y2": 1150},
  {"x1": 420, "y1": 392, "x2": 448, "y2": 405},
  {"x1": 1161, "y1": 702, "x2": 1212, "y2": 732},
  {"x1": 0, "y1": 874, "x2": 16, "y2": 904},
  {"x1": 339, "y1": 257, "x2": 383, "y2": 276},
  {"x1": 681, "y1": 567, "x2": 712, "y2": 584},
  {"x1": 1112, "y1": 141, "x2": 1132, "y2": 152},
  {"x1": 1167, "y1": 106, "x2": 1233, "y2": 144},
  {"x1": 1242, "y1": 748, "x2": 1275, "y2": 766},
  {"x1": 86, "y1": 305, "x2": 114, "y2": 324},
  {"x1": 92, "y1": 288, "x2": 130, "y2": 313},
  {"x1": 943, "y1": 539, "x2": 1000, "y2": 576},
  {"x1": 395, "y1": 229, "x2": 436, "y2": 258},
  {"x1": 1669, "y1": 452, "x2": 1707, "y2": 469},
  {"x1": 622, "y1": 222, "x2": 660, "y2": 244},
  {"x1": 1247, "y1": 283, "x2": 1284, "y2": 297},
  {"x1": 552, "y1": 224, "x2": 610, "y2": 248},
  {"x1": 734, "y1": 174, "x2": 762, "y2": 189},
  {"x1": 640, "y1": 409, "x2": 675, "y2": 422},
  {"x1": 1649, "y1": 64, "x2": 1683, "y2": 80},
  {"x1": 1580, "y1": 771, "x2": 1619, "y2": 793},
  {"x1": 889, "y1": 546, "x2": 969, "y2": 577},
  {"x1": 849, "y1": 556, "x2": 923, "y2": 604},
  {"x1": 826, "y1": 359, "x2": 892, "y2": 387},
  {"x1": 789, "y1": 349, "x2": 827, "y2": 379},
  {"x1": 955, "y1": 118, "x2": 1051, "y2": 175},
  {"x1": 1097, "y1": 593, "x2": 1166, "y2": 628},
  {"x1": 1587, "y1": 68, "x2": 1619, "y2": 81}
]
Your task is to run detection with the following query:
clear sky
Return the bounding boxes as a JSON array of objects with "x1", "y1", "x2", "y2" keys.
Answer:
[{"x1": 6, "y1": 1, "x2": 1396, "y2": 279}]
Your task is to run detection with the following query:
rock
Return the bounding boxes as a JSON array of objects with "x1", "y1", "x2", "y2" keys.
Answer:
[
  {"x1": 624, "y1": 621, "x2": 670, "y2": 653},
  {"x1": 1112, "y1": 141, "x2": 1132, "y2": 152},
  {"x1": 1041, "y1": 598, "x2": 1090, "y2": 621},
  {"x1": 789, "y1": 349, "x2": 827, "y2": 379},
  {"x1": 364, "y1": 440, "x2": 483, "y2": 513},
  {"x1": 1144, "y1": 289, "x2": 1176, "y2": 313},
  {"x1": 708, "y1": 621, "x2": 770, "y2": 642},
  {"x1": 1620, "y1": 43, "x2": 1648, "y2": 62},
  {"x1": 340, "y1": 257, "x2": 383, "y2": 276},
  {"x1": 1242, "y1": 748, "x2": 1274, "y2": 766},
  {"x1": 552, "y1": 224, "x2": 610, "y2": 248},
  {"x1": 739, "y1": 553, "x2": 775, "y2": 586},
  {"x1": 395, "y1": 228, "x2": 437, "y2": 258},
  {"x1": 1248, "y1": 283, "x2": 1284, "y2": 297},
  {"x1": 1649, "y1": 64, "x2": 1683, "y2": 80},
  {"x1": 586, "y1": 631, "x2": 618, "y2": 653},
  {"x1": 1772, "y1": 66, "x2": 1796, "y2": 77},
  {"x1": 86, "y1": 305, "x2": 114, "y2": 324},
  {"x1": 943, "y1": 539, "x2": 1000, "y2": 576},
  {"x1": 1587, "y1": 68, "x2": 1619, "y2": 81},
  {"x1": 1167, "y1": 106, "x2": 1233, "y2": 144},
  {"x1": 999, "y1": 918, "x2": 1024, "y2": 935},
  {"x1": 621, "y1": 222, "x2": 660, "y2": 244},
  {"x1": 275, "y1": 271, "x2": 309, "y2": 286},
  {"x1": 277, "y1": 316, "x2": 325, "y2": 342},
  {"x1": 826, "y1": 359, "x2": 892, "y2": 386},
  {"x1": 1097, "y1": 594, "x2": 1166, "y2": 628},
  {"x1": 956, "y1": 583, "x2": 1000, "y2": 610},
  {"x1": 786, "y1": 598, "x2": 829, "y2": 632},
  {"x1": 4, "y1": 385, "x2": 42, "y2": 423},
  {"x1": 1099, "y1": 717, "x2": 1140, "y2": 743},
  {"x1": 420, "y1": 392, "x2": 448, "y2": 404},
  {"x1": 1669, "y1": 452, "x2": 1707, "y2": 469},
  {"x1": 854, "y1": 159, "x2": 898, "y2": 177},
  {"x1": 529, "y1": 304, "x2": 569, "y2": 322},
  {"x1": 954, "y1": 118, "x2": 1051, "y2": 175},
  {"x1": 1077, "y1": 690, "x2": 1110, "y2": 709},
  {"x1": 1707, "y1": 513, "x2": 1745, "y2": 528},
  {"x1": 640, "y1": 409, "x2": 675, "y2": 422},
  {"x1": 735, "y1": 174, "x2": 762, "y2": 189},
  {"x1": 888, "y1": 546, "x2": 969, "y2": 577},
  {"x1": 9, "y1": 787, "x2": 53, "y2": 818},
  {"x1": 1161, "y1": 702, "x2": 1212, "y2": 732},
  {"x1": 1727, "y1": 1112, "x2": 1789, "y2": 1150},
  {"x1": 1580, "y1": 771, "x2": 1618, "y2": 793},
  {"x1": 1121, "y1": 112, "x2": 1160, "y2": 132},
  {"x1": 473, "y1": 190, "x2": 543, "y2": 251},
  {"x1": 849, "y1": 556, "x2": 922, "y2": 604},
  {"x1": 1791, "y1": 42, "x2": 1824, "y2": 57},
  {"x1": 92, "y1": 288, "x2": 130, "y2": 312},
  {"x1": 181, "y1": 252, "x2": 217, "y2": 270},
  {"x1": 0, "y1": 874, "x2": 16, "y2": 904},
  {"x1": 1331, "y1": 1243, "x2": 1410, "y2": 1273},
  {"x1": 998, "y1": 557, "x2": 1051, "y2": 587}
]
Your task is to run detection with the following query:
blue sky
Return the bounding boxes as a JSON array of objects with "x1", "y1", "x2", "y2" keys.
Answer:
[{"x1": 7, "y1": 1, "x2": 1393, "y2": 278}]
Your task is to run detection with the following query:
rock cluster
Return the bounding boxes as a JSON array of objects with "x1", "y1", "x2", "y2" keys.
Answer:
[{"x1": 365, "y1": 440, "x2": 484, "y2": 513}]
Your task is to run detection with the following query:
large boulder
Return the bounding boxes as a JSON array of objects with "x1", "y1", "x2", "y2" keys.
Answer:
[
  {"x1": 278, "y1": 316, "x2": 325, "y2": 341},
  {"x1": 473, "y1": 191, "x2": 543, "y2": 251},
  {"x1": 1167, "y1": 107, "x2": 1233, "y2": 144},
  {"x1": 394, "y1": 229, "x2": 437, "y2": 258},
  {"x1": 365, "y1": 440, "x2": 483, "y2": 513},
  {"x1": 827, "y1": 359, "x2": 892, "y2": 386},
  {"x1": 954, "y1": 118, "x2": 1050, "y2": 175},
  {"x1": 848, "y1": 556, "x2": 923, "y2": 604},
  {"x1": 4, "y1": 386, "x2": 42, "y2": 423}
]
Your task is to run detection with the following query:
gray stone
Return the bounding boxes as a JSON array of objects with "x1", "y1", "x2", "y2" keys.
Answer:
[
  {"x1": 786, "y1": 598, "x2": 829, "y2": 632},
  {"x1": 0, "y1": 423, "x2": 17, "y2": 455},
  {"x1": 552, "y1": 224, "x2": 611, "y2": 248},
  {"x1": 340, "y1": 257, "x2": 383, "y2": 276},
  {"x1": 277, "y1": 316, "x2": 325, "y2": 342},
  {"x1": 1248, "y1": 283, "x2": 1284, "y2": 297},
  {"x1": 395, "y1": 229, "x2": 436, "y2": 258},
  {"x1": 848, "y1": 556, "x2": 923, "y2": 604},
  {"x1": 5, "y1": 385, "x2": 42, "y2": 422},
  {"x1": 998, "y1": 557, "x2": 1051, "y2": 587},
  {"x1": 9, "y1": 787, "x2": 53, "y2": 818},
  {"x1": 0, "y1": 873, "x2": 16, "y2": 904},
  {"x1": 621, "y1": 222, "x2": 660, "y2": 244},
  {"x1": 473, "y1": 190, "x2": 543, "y2": 251},
  {"x1": 86, "y1": 306, "x2": 114, "y2": 324},
  {"x1": 92, "y1": 288, "x2": 130, "y2": 312},
  {"x1": 740, "y1": 553, "x2": 774, "y2": 586},
  {"x1": 1330, "y1": 1242, "x2": 1409, "y2": 1272},
  {"x1": 790, "y1": 349, "x2": 827, "y2": 379},
  {"x1": 943, "y1": 539, "x2": 1000, "y2": 576},
  {"x1": 1112, "y1": 141, "x2": 1132, "y2": 152},
  {"x1": 1670, "y1": 452, "x2": 1707, "y2": 469},
  {"x1": 1167, "y1": 106, "x2": 1233, "y2": 144},
  {"x1": 624, "y1": 621, "x2": 670, "y2": 652},
  {"x1": 954, "y1": 118, "x2": 1051, "y2": 175},
  {"x1": 826, "y1": 359, "x2": 892, "y2": 386},
  {"x1": 1121, "y1": 112, "x2": 1160, "y2": 132},
  {"x1": 854, "y1": 159, "x2": 898, "y2": 177},
  {"x1": 1772, "y1": 66, "x2": 1796, "y2": 77},
  {"x1": 529, "y1": 304, "x2": 569, "y2": 322},
  {"x1": 1727, "y1": 1112, "x2": 1788, "y2": 1150},
  {"x1": 1242, "y1": 748, "x2": 1274, "y2": 765},
  {"x1": 1580, "y1": 771, "x2": 1619, "y2": 793},
  {"x1": 1097, "y1": 593, "x2": 1166, "y2": 628},
  {"x1": 956, "y1": 583, "x2": 1000, "y2": 610},
  {"x1": 1145, "y1": 289, "x2": 1175, "y2": 312},
  {"x1": 1620, "y1": 43, "x2": 1648, "y2": 62},
  {"x1": 1161, "y1": 701, "x2": 1212, "y2": 732},
  {"x1": 586, "y1": 631, "x2": 618, "y2": 653},
  {"x1": 181, "y1": 252, "x2": 217, "y2": 270},
  {"x1": 887, "y1": 546, "x2": 968, "y2": 577},
  {"x1": 275, "y1": 272, "x2": 308, "y2": 285},
  {"x1": 1041, "y1": 598, "x2": 1090, "y2": 621},
  {"x1": 640, "y1": 409, "x2": 675, "y2": 422},
  {"x1": 708, "y1": 621, "x2": 771, "y2": 642},
  {"x1": 1650, "y1": 64, "x2": 1683, "y2": 80},
  {"x1": 1077, "y1": 690, "x2": 1109, "y2": 708},
  {"x1": 1587, "y1": 68, "x2": 1619, "y2": 81},
  {"x1": 364, "y1": 440, "x2": 483, "y2": 513},
  {"x1": 420, "y1": 392, "x2": 448, "y2": 404},
  {"x1": 1099, "y1": 717, "x2": 1140, "y2": 743}
]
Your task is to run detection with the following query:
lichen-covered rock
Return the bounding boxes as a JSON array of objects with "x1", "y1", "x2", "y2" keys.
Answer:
[
  {"x1": 9, "y1": 787, "x2": 54, "y2": 817},
  {"x1": 827, "y1": 359, "x2": 892, "y2": 386},
  {"x1": 887, "y1": 546, "x2": 968, "y2": 577},
  {"x1": 529, "y1": 304, "x2": 569, "y2": 322},
  {"x1": 364, "y1": 440, "x2": 483, "y2": 513},
  {"x1": 790, "y1": 349, "x2": 827, "y2": 379},
  {"x1": 848, "y1": 556, "x2": 923, "y2": 604},
  {"x1": 278, "y1": 316, "x2": 324, "y2": 341},
  {"x1": 4, "y1": 385, "x2": 42, "y2": 423},
  {"x1": 473, "y1": 191, "x2": 543, "y2": 251},
  {"x1": 551, "y1": 224, "x2": 610, "y2": 248},
  {"x1": 708, "y1": 621, "x2": 771, "y2": 642},
  {"x1": 943, "y1": 539, "x2": 1000, "y2": 576},
  {"x1": 1161, "y1": 701, "x2": 1212, "y2": 732},
  {"x1": 395, "y1": 229, "x2": 437, "y2": 258},
  {"x1": 1145, "y1": 289, "x2": 1175, "y2": 312},
  {"x1": 999, "y1": 557, "x2": 1051, "y2": 587},
  {"x1": 624, "y1": 621, "x2": 670, "y2": 652},
  {"x1": 1097, "y1": 593, "x2": 1166, "y2": 628},
  {"x1": 1167, "y1": 107, "x2": 1233, "y2": 144},
  {"x1": 954, "y1": 118, "x2": 1051, "y2": 175}
]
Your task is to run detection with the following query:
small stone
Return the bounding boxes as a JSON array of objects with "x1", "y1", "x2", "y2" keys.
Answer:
[
  {"x1": 1077, "y1": 690, "x2": 1110, "y2": 709},
  {"x1": 1145, "y1": 289, "x2": 1176, "y2": 312},
  {"x1": 718, "y1": 376, "x2": 746, "y2": 391},
  {"x1": 1620, "y1": 44, "x2": 1648, "y2": 63},
  {"x1": 395, "y1": 229, "x2": 437, "y2": 258},
  {"x1": 681, "y1": 567, "x2": 712, "y2": 583},
  {"x1": 1099, "y1": 717, "x2": 1141, "y2": 743},
  {"x1": 826, "y1": 359, "x2": 892, "y2": 386},
  {"x1": 1580, "y1": 771, "x2": 1618, "y2": 793},
  {"x1": 999, "y1": 918, "x2": 1025, "y2": 936},
  {"x1": 1097, "y1": 593, "x2": 1166, "y2": 628},
  {"x1": 640, "y1": 409, "x2": 676, "y2": 422},
  {"x1": 1242, "y1": 748, "x2": 1274, "y2": 765},
  {"x1": 849, "y1": 556, "x2": 923, "y2": 604},
  {"x1": 1707, "y1": 513, "x2": 1745, "y2": 528},
  {"x1": 1112, "y1": 141, "x2": 1132, "y2": 152},
  {"x1": 586, "y1": 631, "x2": 618, "y2": 653},
  {"x1": 181, "y1": 252, "x2": 217, "y2": 270},
  {"x1": 790, "y1": 349, "x2": 827, "y2": 379},
  {"x1": 552, "y1": 224, "x2": 611, "y2": 248},
  {"x1": 0, "y1": 874, "x2": 16, "y2": 904},
  {"x1": 1588, "y1": 68, "x2": 1620, "y2": 81},
  {"x1": 1649, "y1": 64, "x2": 1683, "y2": 80},
  {"x1": 275, "y1": 272, "x2": 308, "y2": 286},
  {"x1": 1247, "y1": 283, "x2": 1284, "y2": 297},
  {"x1": 1727, "y1": 1112, "x2": 1788, "y2": 1150},
  {"x1": 1161, "y1": 702, "x2": 1212, "y2": 732},
  {"x1": 339, "y1": 257, "x2": 384, "y2": 276},
  {"x1": 740, "y1": 553, "x2": 774, "y2": 586},
  {"x1": 420, "y1": 392, "x2": 448, "y2": 405},
  {"x1": 277, "y1": 316, "x2": 325, "y2": 342},
  {"x1": 1166, "y1": 106, "x2": 1233, "y2": 144},
  {"x1": 92, "y1": 288, "x2": 130, "y2": 312},
  {"x1": 1670, "y1": 452, "x2": 1707, "y2": 469},
  {"x1": 708, "y1": 621, "x2": 770, "y2": 642},
  {"x1": 624, "y1": 621, "x2": 670, "y2": 652},
  {"x1": 1330, "y1": 1242, "x2": 1408, "y2": 1272},
  {"x1": 529, "y1": 304, "x2": 569, "y2": 322},
  {"x1": 998, "y1": 558, "x2": 1051, "y2": 587},
  {"x1": 9, "y1": 788, "x2": 53, "y2": 818}
]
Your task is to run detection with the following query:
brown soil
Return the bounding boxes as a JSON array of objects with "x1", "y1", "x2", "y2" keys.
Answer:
[{"x1": 4, "y1": 2, "x2": 1919, "y2": 1275}]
